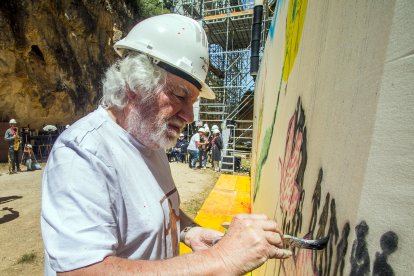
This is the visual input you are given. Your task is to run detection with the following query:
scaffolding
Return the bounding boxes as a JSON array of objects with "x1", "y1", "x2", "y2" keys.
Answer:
[{"x1": 172, "y1": 0, "x2": 272, "y2": 172}]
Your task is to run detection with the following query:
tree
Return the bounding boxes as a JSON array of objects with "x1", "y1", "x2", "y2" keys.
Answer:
[{"x1": 136, "y1": 0, "x2": 172, "y2": 18}]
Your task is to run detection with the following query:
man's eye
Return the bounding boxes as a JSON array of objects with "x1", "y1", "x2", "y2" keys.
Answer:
[
  {"x1": 172, "y1": 90, "x2": 186, "y2": 100},
  {"x1": 175, "y1": 94, "x2": 185, "y2": 100}
]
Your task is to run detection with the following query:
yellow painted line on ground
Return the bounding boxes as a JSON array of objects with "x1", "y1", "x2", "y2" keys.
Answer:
[{"x1": 180, "y1": 174, "x2": 251, "y2": 254}]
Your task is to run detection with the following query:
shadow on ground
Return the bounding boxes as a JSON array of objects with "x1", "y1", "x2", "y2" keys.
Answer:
[{"x1": 0, "y1": 196, "x2": 22, "y2": 224}]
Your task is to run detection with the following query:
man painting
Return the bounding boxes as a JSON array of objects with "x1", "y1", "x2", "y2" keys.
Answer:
[{"x1": 41, "y1": 14, "x2": 291, "y2": 275}]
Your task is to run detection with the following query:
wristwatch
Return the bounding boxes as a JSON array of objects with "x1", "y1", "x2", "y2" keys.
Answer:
[{"x1": 180, "y1": 223, "x2": 199, "y2": 243}]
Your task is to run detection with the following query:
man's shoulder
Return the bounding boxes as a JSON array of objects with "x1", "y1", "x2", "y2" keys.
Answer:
[{"x1": 55, "y1": 108, "x2": 109, "y2": 147}]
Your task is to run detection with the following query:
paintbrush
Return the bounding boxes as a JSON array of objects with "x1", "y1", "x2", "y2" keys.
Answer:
[
  {"x1": 281, "y1": 234, "x2": 329, "y2": 250},
  {"x1": 218, "y1": 222, "x2": 329, "y2": 250}
]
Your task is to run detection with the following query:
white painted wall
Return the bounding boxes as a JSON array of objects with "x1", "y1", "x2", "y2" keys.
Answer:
[{"x1": 251, "y1": 0, "x2": 414, "y2": 274}]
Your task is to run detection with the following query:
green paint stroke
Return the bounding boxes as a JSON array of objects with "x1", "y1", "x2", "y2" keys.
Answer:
[
  {"x1": 254, "y1": 77, "x2": 282, "y2": 201},
  {"x1": 253, "y1": 0, "x2": 308, "y2": 201}
]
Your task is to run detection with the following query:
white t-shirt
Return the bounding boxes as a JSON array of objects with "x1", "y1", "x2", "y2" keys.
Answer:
[
  {"x1": 187, "y1": 133, "x2": 200, "y2": 151},
  {"x1": 41, "y1": 106, "x2": 181, "y2": 275}
]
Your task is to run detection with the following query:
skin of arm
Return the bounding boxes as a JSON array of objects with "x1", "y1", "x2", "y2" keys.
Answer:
[
  {"x1": 59, "y1": 249, "x2": 227, "y2": 276},
  {"x1": 57, "y1": 214, "x2": 292, "y2": 276}
]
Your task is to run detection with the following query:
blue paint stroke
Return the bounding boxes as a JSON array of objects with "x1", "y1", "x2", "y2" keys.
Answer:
[{"x1": 269, "y1": 0, "x2": 285, "y2": 41}]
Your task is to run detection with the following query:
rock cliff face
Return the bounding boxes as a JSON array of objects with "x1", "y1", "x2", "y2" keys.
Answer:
[{"x1": 0, "y1": 0, "x2": 139, "y2": 128}]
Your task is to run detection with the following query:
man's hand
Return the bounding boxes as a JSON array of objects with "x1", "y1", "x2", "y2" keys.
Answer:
[
  {"x1": 183, "y1": 227, "x2": 223, "y2": 251},
  {"x1": 211, "y1": 214, "x2": 292, "y2": 275}
]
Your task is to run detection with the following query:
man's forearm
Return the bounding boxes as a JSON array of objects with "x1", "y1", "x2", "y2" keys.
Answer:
[{"x1": 58, "y1": 249, "x2": 229, "y2": 276}]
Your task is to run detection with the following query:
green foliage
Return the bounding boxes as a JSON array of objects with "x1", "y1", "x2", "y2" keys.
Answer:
[
  {"x1": 136, "y1": 0, "x2": 172, "y2": 17},
  {"x1": 16, "y1": 252, "x2": 36, "y2": 264}
]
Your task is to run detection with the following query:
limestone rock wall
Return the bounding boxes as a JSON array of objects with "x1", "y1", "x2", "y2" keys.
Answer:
[{"x1": 0, "y1": 0, "x2": 139, "y2": 128}]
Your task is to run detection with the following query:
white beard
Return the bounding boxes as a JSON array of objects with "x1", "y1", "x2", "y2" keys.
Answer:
[{"x1": 126, "y1": 100, "x2": 181, "y2": 149}]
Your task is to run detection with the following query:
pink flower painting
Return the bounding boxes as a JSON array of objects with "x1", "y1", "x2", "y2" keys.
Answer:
[{"x1": 279, "y1": 108, "x2": 303, "y2": 222}]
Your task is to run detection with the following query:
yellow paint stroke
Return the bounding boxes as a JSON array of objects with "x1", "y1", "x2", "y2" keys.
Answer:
[
  {"x1": 254, "y1": 0, "x2": 309, "y2": 198},
  {"x1": 283, "y1": 0, "x2": 308, "y2": 81}
]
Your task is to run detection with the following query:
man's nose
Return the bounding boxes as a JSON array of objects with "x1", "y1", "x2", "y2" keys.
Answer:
[{"x1": 177, "y1": 103, "x2": 194, "y2": 124}]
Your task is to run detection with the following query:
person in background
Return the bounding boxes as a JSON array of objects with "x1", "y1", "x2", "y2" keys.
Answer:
[
  {"x1": 4, "y1": 118, "x2": 21, "y2": 174},
  {"x1": 174, "y1": 133, "x2": 189, "y2": 162},
  {"x1": 187, "y1": 127, "x2": 204, "y2": 169},
  {"x1": 41, "y1": 14, "x2": 291, "y2": 276},
  {"x1": 198, "y1": 128, "x2": 209, "y2": 169},
  {"x1": 203, "y1": 123, "x2": 210, "y2": 135},
  {"x1": 21, "y1": 144, "x2": 37, "y2": 171},
  {"x1": 166, "y1": 147, "x2": 176, "y2": 162},
  {"x1": 167, "y1": 133, "x2": 188, "y2": 162},
  {"x1": 211, "y1": 128, "x2": 223, "y2": 172},
  {"x1": 210, "y1": 124, "x2": 220, "y2": 167},
  {"x1": 207, "y1": 133, "x2": 213, "y2": 163}
]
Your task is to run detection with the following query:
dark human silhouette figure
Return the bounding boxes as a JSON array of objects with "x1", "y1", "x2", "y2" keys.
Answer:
[
  {"x1": 373, "y1": 231, "x2": 398, "y2": 276},
  {"x1": 323, "y1": 199, "x2": 339, "y2": 276},
  {"x1": 309, "y1": 168, "x2": 322, "y2": 234},
  {"x1": 316, "y1": 193, "x2": 330, "y2": 273},
  {"x1": 333, "y1": 222, "x2": 350, "y2": 276},
  {"x1": 350, "y1": 221, "x2": 370, "y2": 276},
  {"x1": 0, "y1": 207, "x2": 20, "y2": 224}
]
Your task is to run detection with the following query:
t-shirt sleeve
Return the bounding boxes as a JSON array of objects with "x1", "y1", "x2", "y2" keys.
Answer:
[{"x1": 41, "y1": 142, "x2": 118, "y2": 273}]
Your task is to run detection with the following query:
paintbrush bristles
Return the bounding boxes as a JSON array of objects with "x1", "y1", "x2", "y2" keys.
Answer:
[{"x1": 283, "y1": 234, "x2": 329, "y2": 250}]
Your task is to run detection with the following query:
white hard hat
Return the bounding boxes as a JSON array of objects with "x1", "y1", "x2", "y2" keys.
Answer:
[
  {"x1": 26, "y1": 144, "x2": 32, "y2": 148},
  {"x1": 198, "y1": 127, "x2": 205, "y2": 132},
  {"x1": 213, "y1": 129, "x2": 220, "y2": 134},
  {"x1": 114, "y1": 14, "x2": 215, "y2": 100},
  {"x1": 9, "y1": 119, "x2": 16, "y2": 124},
  {"x1": 179, "y1": 133, "x2": 184, "y2": 137},
  {"x1": 211, "y1": 125, "x2": 219, "y2": 130}
]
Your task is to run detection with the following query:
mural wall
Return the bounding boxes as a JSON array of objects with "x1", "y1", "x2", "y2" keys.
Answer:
[{"x1": 251, "y1": 0, "x2": 414, "y2": 275}]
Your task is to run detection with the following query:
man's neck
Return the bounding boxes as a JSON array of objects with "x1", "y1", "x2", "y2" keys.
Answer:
[{"x1": 106, "y1": 108, "x2": 127, "y2": 130}]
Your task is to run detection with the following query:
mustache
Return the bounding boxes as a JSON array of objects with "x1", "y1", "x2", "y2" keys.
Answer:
[{"x1": 168, "y1": 118, "x2": 185, "y2": 130}]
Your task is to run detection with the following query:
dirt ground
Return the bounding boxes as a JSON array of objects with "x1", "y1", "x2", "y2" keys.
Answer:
[{"x1": 0, "y1": 161, "x2": 219, "y2": 275}]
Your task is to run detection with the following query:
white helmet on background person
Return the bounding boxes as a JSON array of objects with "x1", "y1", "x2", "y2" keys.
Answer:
[
  {"x1": 211, "y1": 125, "x2": 219, "y2": 130},
  {"x1": 213, "y1": 128, "x2": 220, "y2": 134},
  {"x1": 179, "y1": 133, "x2": 184, "y2": 137},
  {"x1": 198, "y1": 127, "x2": 205, "y2": 132},
  {"x1": 9, "y1": 119, "x2": 16, "y2": 124},
  {"x1": 113, "y1": 14, "x2": 215, "y2": 100}
]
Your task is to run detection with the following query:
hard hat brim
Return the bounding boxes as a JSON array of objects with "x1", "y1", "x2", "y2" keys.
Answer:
[{"x1": 200, "y1": 83, "x2": 215, "y2": 100}]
